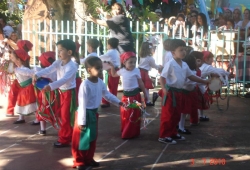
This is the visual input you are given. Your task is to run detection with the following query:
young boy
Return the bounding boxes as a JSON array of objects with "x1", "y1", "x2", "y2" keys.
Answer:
[
  {"x1": 158, "y1": 39, "x2": 210, "y2": 144},
  {"x1": 80, "y1": 38, "x2": 99, "y2": 64},
  {"x1": 33, "y1": 39, "x2": 78, "y2": 147},
  {"x1": 99, "y1": 37, "x2": 120, "y2": 108}
]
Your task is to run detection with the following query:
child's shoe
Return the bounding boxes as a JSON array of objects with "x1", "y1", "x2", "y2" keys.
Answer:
[
  {"x1": 38, "y1": 130, "x2": 46, "y2": 136},
  {"x1": 178, "y1": 129, "x2": 191, "y2": 134},
  {"x1": 146, "y1": 102, "x2": 154, "y2": 106},
  {"x1": 158, "y1": 137, "x2": 177, "y2": 144},
  {"x1": 13, "y1": 119, "x2": 25, "y2": 124},
  {"x1": 199, "y1": 116, "x2": 209, "y2": 121},
  {"x1": 171, "y1": 134, "x2": 185, "y2": 140},
  {"x1": 31, "y1": 121, "x2": 40, "y2": 125},
  {"x1": 90, "y1": 160, "x2": 100, "y2": 167}
]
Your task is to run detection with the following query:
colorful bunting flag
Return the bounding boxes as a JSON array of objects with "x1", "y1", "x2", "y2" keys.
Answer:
[
  {"x1": 162, "y1": 0, "x2": 169, "y2": 3},
  {"x1": 138, "y1": 0, "x2": 143, "y2": 5}
]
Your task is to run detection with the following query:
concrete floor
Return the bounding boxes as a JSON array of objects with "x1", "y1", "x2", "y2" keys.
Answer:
[{"x1": 0, "y1": 89, "x2": 250, "y2": 170}]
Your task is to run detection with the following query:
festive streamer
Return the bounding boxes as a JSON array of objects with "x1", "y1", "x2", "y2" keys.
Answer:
[
  {"x1": 217, "y1": 7, "x2": 223, "y2": 13},
  {"x1": 240, "y1": 4, "x2": 246, "y2": 12},
  {"x1": 138, "y1": 0, "x2": 143, "y2": 5}
]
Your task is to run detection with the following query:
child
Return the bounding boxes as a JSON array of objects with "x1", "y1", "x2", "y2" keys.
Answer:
[
  {"x1": 152, "y1": 39, "x2": 172, "y2": 105},
  {"x1": 198, "y1": 51, "x2": 230, "y2": 121},
  {"x1": 80, "y1": 38, "x2": 99, "y2": 64},
  {"x1": 32, "y1": 52, "x2": 58, "y2": 136},
  {"x1": 178, "y1": 54, "x2": 199, "y2": 134},
  {"x1": 71, "y1": 56, "x2": 123, "y2": 170},
  {"x1": 8, "y1": 49, "x2": 37, "y2": 123},
  {"x1": 138, "y1": 41, "x2": 162, "y2": 106},
  {"x1": 110, "y1": 52, "x2": 148, "y2": 139},
  {"x1": 99, "y1": 37, "x2": 120, "y2": 108},
  {"x1": 33, "y1": 39, "x2": 78, "y2": 147},
  {"x1": 158, "y1": 39, "x2": 210, "y2": 144},
  {"x1": 5, "y1": 40, "x2": 33, "y2": 117}
]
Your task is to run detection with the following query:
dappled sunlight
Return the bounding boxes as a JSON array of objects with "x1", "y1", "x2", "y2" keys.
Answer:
[{"x1": 58, "y1": 157, "x2": 74, "y2": 167}]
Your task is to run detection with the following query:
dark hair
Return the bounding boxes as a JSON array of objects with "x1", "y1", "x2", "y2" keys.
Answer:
[
  {"x1": 112, "y1": 3, "x2": 125, "y2": 15},
  {"x1": 190, "y1": 10, "x2": 198, "y2": 16},
  {"x1": 190, "y1": 51, "x2": 203, "y2": 60},
  {"x1": 163, "y1": 39, "x2": 172, "y2": 51},
  {"x1": 183, "y1": 54, "x2": 196, "y2": 70},
  {"x1": 196, "y1": 13, "x2": 208, "y2": 33},
  {"x1": 226, "y1": 19, "x2": 235, "y2": 29},
  {"x1": 56, "y1": 39, "x2": 76, "y2": 56},
  {"x1": 108, "y1": 38, "x2": 119, "y2": 49},
  {"x1": 0, "y1": 18, "x2": 6, "y2": 24},
  {"x1": 169, "y1": 39, "x2": 186, "y2": 51},
  {"x1": 139, "y1": 42, "x2": 152, "y2": 58},
  {"x1": 121, "y1": 56, "x2": 136, "y2": 68},
  {"x1": 87, "y1": 38, "x2": 99, "y2": 51},
  {"x1": 177, "y1": 13, "x2": 185, "y2": 21},
  {"x1": 84, "y1": 56, "x2": 102, "y2": 69}
]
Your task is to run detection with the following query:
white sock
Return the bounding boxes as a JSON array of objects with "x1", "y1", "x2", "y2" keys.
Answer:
[
  {"x1": 40, "y1": 121, "x2": 46, "y2": 131},
  {"x1": 18, "y1": 115, "x2": 24, "y2": 120},
  {"x1": 145, "y1": 89, "x2": 150, "y2": 103},
  {"x1": 198, "y1": 109, "x2": 203, "y2": 117},
  {"x1": 34, "y1": 118, "x2": 39, "y2": 123},
  {"x1": 178, "y1": 113, "x2": 186, "y2": 131}
]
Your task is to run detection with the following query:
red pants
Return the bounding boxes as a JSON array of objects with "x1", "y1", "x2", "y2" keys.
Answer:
[
  {"x1": 182, "y1": 90, "x2": 198, "y2": 124},
  {"x1": 58, "y1": 90, "x2": 73, "y2": 144},
  {"x1": 159, "y1": 91, "x2": 183, "y2": 138},
  {"x1": 120, "y1": 93, "x2": 141, "y2": 139},
  {"x1": 102, "y1": 73, "x2": 120, "y2": 105},
  {"x1": 72, "y1": 112, "x2": 98, "y2": 167},
  {"x1": 6, "y1": 79, "x2": 20, "y2": 115}
]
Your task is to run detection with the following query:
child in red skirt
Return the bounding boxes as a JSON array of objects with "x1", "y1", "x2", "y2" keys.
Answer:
[
  {"x1": 158, "y1": 39, "x2": 210, "y2": 144},
  {"x1": 71, "y1": 57, "x2": 123, "y2": 170},
  {"x1": 6, "y1": 40, "x2": 33, "y2": 117},
  {"x1": 110, "y1": 52, "x2": 148, "y2": 139},
  {"x1": 9, "y1": 49, "x2": 37, "y2": 124},
  {"x1": 33, "y1": 51, "x2": 58, "y2": 135},
  {"x1": 178, "y1": 54, "x2": 199, "y2": 134},
  {"x1": 138, "y1": 42, "x2": 163, "y2": 106}
]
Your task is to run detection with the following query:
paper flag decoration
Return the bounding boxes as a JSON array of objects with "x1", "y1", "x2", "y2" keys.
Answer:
[
  {"x1": 126, "y1": 0, "x2": 132, "y2": 6},
  {"x1": 217, "y1": 7, "x2": 223, "y2": 13},
  {"x1": 138, "y1": 0, "x2": 143, "y2": 5},
  {"x1": 240, "y1": 4, "x2": 246, "y2": 12},
  {"x1": 162, "y1": 0, "x2": 169, "y2": 3}
]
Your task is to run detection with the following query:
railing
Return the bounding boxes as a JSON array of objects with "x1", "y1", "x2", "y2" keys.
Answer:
[{"x1": 22, "y1": 20, "x2": 250, "y2": 94}]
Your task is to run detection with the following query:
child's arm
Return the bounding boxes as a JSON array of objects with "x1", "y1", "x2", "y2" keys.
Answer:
[
  {"x1": 102, "y1": 82, "x2": 123, "y2": 106},
  {"x1": 109, "y1": 62, "x2": 119, "y2": 77},
  {"x1": 160, "y1": 76, "x2": 167, "y2": 95},
  {"x1": 148, "y1": 57, "x2": 160, "y2": 70},
  {"x1": 188, "y1": 75, "x2": 210, "y2": 85},
  {"x1": 78, "y1": 81, "x2": 87, "y2": 130},
  {"x1": 137, "y1": 78, "x2": 148, "y2": 103},
  {"x1": 34, "y1": 60, "x2": 58, "y2": 81},
  {"x1": 15, "y1": 67, "x2": 35, "y2": 77}
]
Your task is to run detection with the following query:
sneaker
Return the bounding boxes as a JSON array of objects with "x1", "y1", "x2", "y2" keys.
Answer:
[
  {"x1": 31, "y1": 121, "x2": 40, "y2": 125},
  {"x1": 178, "y1": 129, "x2": 191, "y2": 134},
  {"x1": 200, "y1": 116, "x2": 209, "y2": 121},
  {"x1": 158, "y1": 137, "x2": 177, "y2": 144},
  {"x1": 171, "y1": 134, "x2": 185, "y2": 140},
  {"x1": 38, "y1": 130, "x2": 46, "y2": 136},
  {"x1": 89, "y1": 160, "x2": 100, "y2": 167},
  {"x1": 146, "y1": 102, "x2": 154, "y2": 106},
  {"x1": 152, "y1": 92, "x2": 159, "y2": 104}
]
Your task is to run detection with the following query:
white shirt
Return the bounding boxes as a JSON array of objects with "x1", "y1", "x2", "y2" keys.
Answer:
[
  {"x1": 80, "y1": 52, "x2": 98, "y2": 64},
  {"x1": 235, "y1": 21, "x2": 250, "y2": 29},
  {"x1": 78, "y1": 78, "x2": 120, "y2": 125},
  {"x1": 3, "y1": 25, "x2": 14, "y2": 37},
  {"x1": 138, "y1": 56, "x2": 159, "y2": 71},
  {"x1": 200, "y1": 63, "x2": 229, "y2": 79},
  {"x1": 163, "y1": 51, "x2": 173, "y2": 66},
  {"x1": 15, "y1": 66, "x2": 34, "y2": 83},
  {"x1": 161, "y1": 59, "x2": 194, "y2": 89},
  {"x1": 99, "y1": 49, "x2": 120, "y2": 68},
  {"x1": 182, "y1": 70, "x2": 197, "y2": 91},
  {"x1": 117, "y1": 68, "x2": 141, "y2": 91},
  {"x1": 36, "y1": 60, "x2": 77, "y2": 91}
]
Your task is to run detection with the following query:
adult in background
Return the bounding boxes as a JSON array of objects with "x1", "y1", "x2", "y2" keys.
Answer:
[
  {"x1": 0, "y1": 18, "x2": 14, "y2": 38},
  {"x1": 235, "y1": 9, "x2": 250, "y2": 30},
  {"x1": 86, "y1": 3, "x2": 135, "y2": 54},
  {"x1": 233, "y1": 8, "x2": 242, "y2": 28}
]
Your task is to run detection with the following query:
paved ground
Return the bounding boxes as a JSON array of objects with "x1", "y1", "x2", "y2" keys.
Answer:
[{"x1": 0, "y1": 89, "x2": 250, "y2": 170}]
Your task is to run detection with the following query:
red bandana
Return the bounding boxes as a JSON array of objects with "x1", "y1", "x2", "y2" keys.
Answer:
[
  {"x1": 17, "y1": 40, "x2": 33, "y2": 51},
  {"x1": 15, "y1": 49, "x2": 30, "y2": 61},
  {"x1": 120, "y1": 52, "x2": 136, "y2": 63},
  {"x1": 202, "y1": 51, "x2": 211, "y2": 61}
]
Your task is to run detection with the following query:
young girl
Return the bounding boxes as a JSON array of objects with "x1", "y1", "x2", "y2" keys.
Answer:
[
  {"x1": 9, "y1": 49, "x2": 37, "y2": 123},
  {"x1": 71, "y1": 56, "x2": 123, "y2": 170},
  {"x1": 138, "y1": 42, "x2": 162, "y2": 106},
  {"x1": 33, "y1": 52, "x2": 58, "y2": 136},
  {"x1": 110, "y1": 51, "x2": 148, "y2": 139},
  {"x1": 178, "y1": 54, "x2": 199, "y2": 134},
  {"x1": 198, "y1": 51, "x2": 230, "y2": 121}
]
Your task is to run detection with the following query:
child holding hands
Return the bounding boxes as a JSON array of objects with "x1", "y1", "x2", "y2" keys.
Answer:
[{"x1": 110, "y1": 52, "x2": 148, "y2": 139}]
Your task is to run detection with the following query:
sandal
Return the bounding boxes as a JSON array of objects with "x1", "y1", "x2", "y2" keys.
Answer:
[{"x1": 200, "y1": 116, "x2": 209, "y2": 121}]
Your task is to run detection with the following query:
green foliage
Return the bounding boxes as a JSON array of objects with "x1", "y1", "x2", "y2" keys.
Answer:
[
  {"x1": 80, "y1": 0, "x2": 111, "y2": 18},
  {"x1": 0, "y1": 0, "x2": 24, "y2": 24}
]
